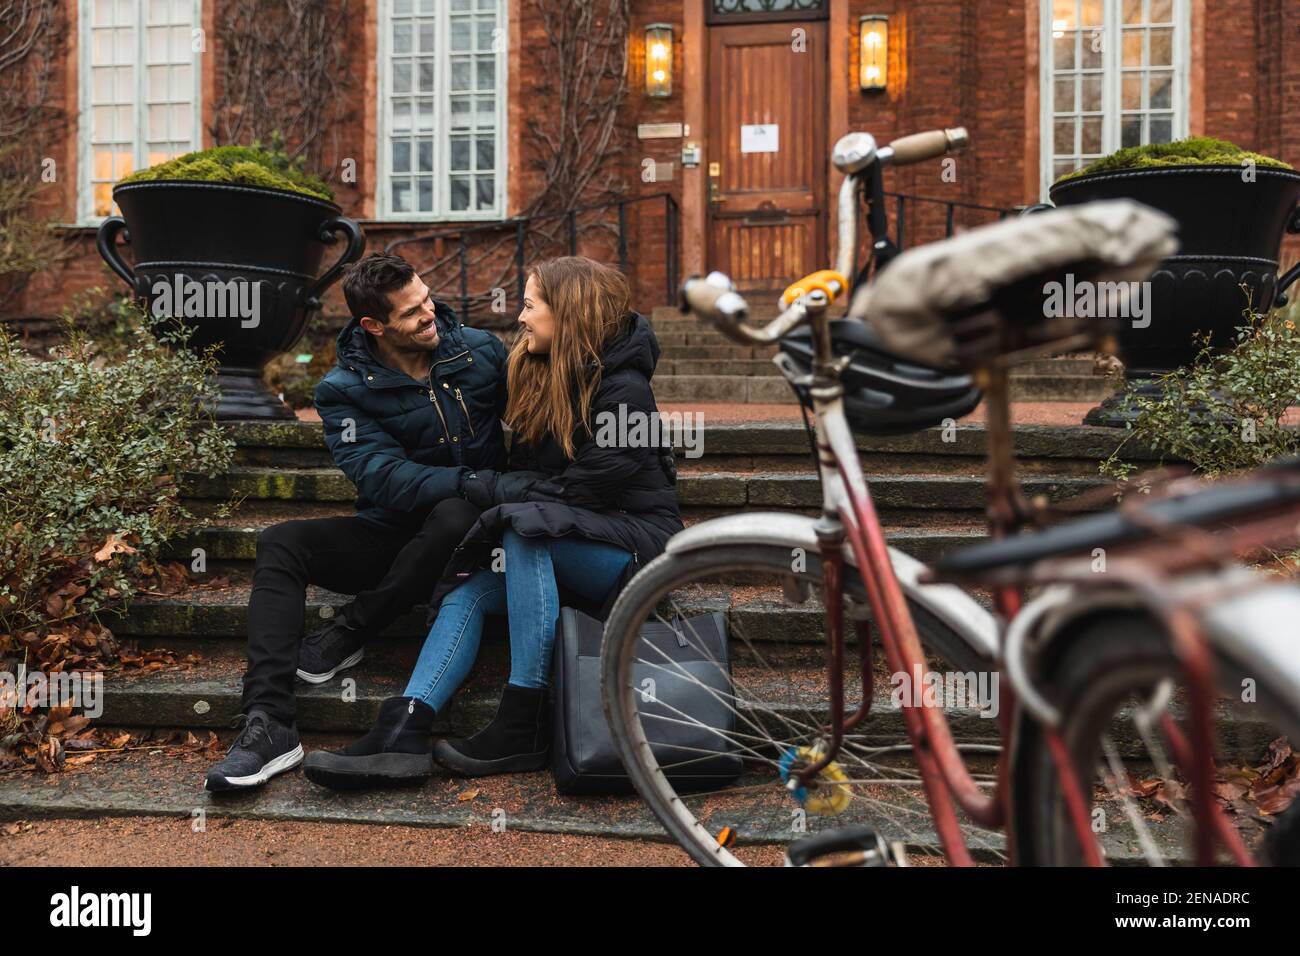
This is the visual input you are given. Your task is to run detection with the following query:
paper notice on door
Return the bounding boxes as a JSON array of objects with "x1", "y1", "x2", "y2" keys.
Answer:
[{"x1": 740, "y1": 124, "x2": 779, "y2": 153}]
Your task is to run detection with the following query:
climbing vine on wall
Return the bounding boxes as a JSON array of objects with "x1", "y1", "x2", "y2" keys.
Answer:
[
  {"x1": 208, "y1": 0, "x2": 354, "y2": 180},
  {"x1": 0, "y1": 0, "x2": 66, "y2": 315}
]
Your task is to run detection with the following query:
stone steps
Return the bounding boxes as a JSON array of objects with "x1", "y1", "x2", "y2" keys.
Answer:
[
  {"x1": 169, "y1": 519, "x2": 981, "y2": 569},
  {"x1": 184, "y1": 465, "x2": 1106, "y2": 516}
]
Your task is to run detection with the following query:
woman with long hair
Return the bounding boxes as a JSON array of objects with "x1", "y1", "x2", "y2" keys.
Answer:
[{"x1": 304, "y1": 256, "x2": 682, "y2": 787}]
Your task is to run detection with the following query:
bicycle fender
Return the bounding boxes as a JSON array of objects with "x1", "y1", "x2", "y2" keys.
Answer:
[{"x1": 664, "y1": 512, "x2": 999, "y2": 662}]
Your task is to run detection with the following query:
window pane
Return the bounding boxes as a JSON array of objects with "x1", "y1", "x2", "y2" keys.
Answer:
[
  {"x1": 1081, "y1": 116, "x2": 1102, "y2": 153},
  {"x1": 148, "y1": 64, "x2": 168, "y2": 100},
  {"x1": 1080, "y1": 30, "x2": 1102, "y2": 69},
  {"x1": 451, "y1": 17, "x2": 471, "y2": 51},
  {"x1": 475, "y1": 137, "x2": 494, "y2": 170},
  {"x1": 417, "y1": 98, "x2": 434, "y2": 129},
  {"x1": 1149, "y1": 0, "x2": 1172, "y2": 23},
  {"x1": 416, "y1": 138, "x2": 433, "y2": 172},
  {"x1": 393, "y1": 99, "x2": 411, "y2": 131},
  {"x1": 451, "y1": 56, "x2": 471, "y2": 90},
  {"x1": 1122, "y1": 0, "x2": 1143, "y2": 24},
  {"x1": 392, "y1": 179, "x2": 412, "y2": 212},
  {"x1": 450, "y1": 95, "x2": 471, "y2": 128},
  {"x1": 417, "y1": 59, "x2": 435, "y2": 92},
  {"x1": 1081, "y1": 73, "x2": 1102, "y2": 111},
  {"x1": 417, "y1": 177, "x2": 434, "y2": 212},
  {"x1": 1149, "y1": 114, "x2": 1172, "y2": 143},
  {"x1": 1122, "y1": 30, "x2": 1143, "y2": 67},
  {"x1": 1121, "y1": 116, "x2": 1142, "y2": 147},
  {"x1": 1054, "y1": 118, "x2": 1076, "y2": 154},
  {"x1": 1054, "y1": 76, "x2": 1075, "y2": 112},
  {"x1": 1122, "y1": 73, "x2": 1142, "y2": 109},
  {"x1": 1052, "y1": 0, "x2": 1076, "y2": 28},
  {"x1": 1148, "y1": 28, "x2": 1172, "y2": 66},
  {"x1": 450, "y1": 176, "x2": 470, "y2": 211},
  {"x1": 475, "y1": 176, "x2": 494, "y2": 209},
  {"x1": 1149, "y1": 71, "x2": 1172, "y2": 109},
  {"x1": 450, "y1": 136, "x2": 470, "y2": 171},
  {"x1": 1053, "y1": 33, "x2": 1076, "y2": 70},
  {"x1": 476, "y1": 57, "x2": 494, "y2": 89},
  {"x1": 392, "y1": 61, "x2": 411, "y2": 93},
  {"x1": 393, "y1": 21, "x2": 412, "y2": 55},
  {"x1": 391, "y1": 140, "x2": 410, "y2": 173}
]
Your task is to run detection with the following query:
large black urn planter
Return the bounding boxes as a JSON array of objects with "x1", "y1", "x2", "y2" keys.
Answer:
[
  {"x1": 96, "y1": 180, "x2": 365, "y2": 420},
  {"x1": 1049, "y1": 165, "x2": 1300, "y2": 427}
]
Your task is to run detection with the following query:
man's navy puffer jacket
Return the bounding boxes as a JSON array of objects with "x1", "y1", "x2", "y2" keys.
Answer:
[{"x1": 315, "y1": 300, "x2": 508, "y2": 529}]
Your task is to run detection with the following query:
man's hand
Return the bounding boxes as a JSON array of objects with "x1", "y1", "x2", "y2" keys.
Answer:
[
  {"x1": 460, "y1": 469, "x2": 499, "y2": 509},
  {"x1": 461, "y1": 469, "x2": 566, "y2": 508}
]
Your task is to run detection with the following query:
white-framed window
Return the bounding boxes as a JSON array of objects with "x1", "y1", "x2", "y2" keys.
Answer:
[
  {"x1": 79, "y1": 0, "x2": 203, "y2": 222},
  {"x1": 1040, "y1": 0, "x2": 1190, "y2": 196},
  {"x1": 378, "y1": 0, "x2": 507, "y2": 221}
]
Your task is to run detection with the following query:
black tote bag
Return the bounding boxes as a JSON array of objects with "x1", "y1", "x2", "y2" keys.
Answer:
[{"x1": 550, "y1": 607, "x2": 743, "y2": 795}]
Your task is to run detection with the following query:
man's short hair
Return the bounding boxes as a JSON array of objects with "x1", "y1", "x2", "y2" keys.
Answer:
[{"x1": 341, "y1": 253, "x2": 417, "y2": 324}]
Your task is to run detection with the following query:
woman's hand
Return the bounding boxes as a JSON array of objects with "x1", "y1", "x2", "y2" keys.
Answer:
[{"x1": 461, "y1": 469, "x2": 566, "y2": 508}]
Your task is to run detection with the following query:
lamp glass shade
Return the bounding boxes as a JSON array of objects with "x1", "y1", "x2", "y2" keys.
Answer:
[
  {"x1": 645, "y1": 24, "x2": 673, "y2": 98},
  {"x1": 859, "y1": 16, "x2": 888, "y2": 92}
]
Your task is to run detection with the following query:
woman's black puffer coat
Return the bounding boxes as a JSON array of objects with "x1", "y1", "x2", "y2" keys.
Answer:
[{"x1": 428, "y1": 310, "x2": 683, "y2": 614}]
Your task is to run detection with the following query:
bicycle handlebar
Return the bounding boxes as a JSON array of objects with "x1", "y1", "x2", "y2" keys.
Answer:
[
  {"x1": 879, "y1": 127, "x2": 969, "y2": 167},
  {"x1": 683, "y1": 125, "x2": 970, "y2": 344},
  {"x1": 680, "y1": 273, "x2": 811, "y2": 345}
]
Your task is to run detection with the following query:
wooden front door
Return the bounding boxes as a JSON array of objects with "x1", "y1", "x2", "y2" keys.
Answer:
[{"x1": 707, "y1": 20, "x2": 827, "y2": 292}]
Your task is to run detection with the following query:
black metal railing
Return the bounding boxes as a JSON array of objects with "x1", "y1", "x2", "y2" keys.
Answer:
[
  {"x1": 883, "y1": 191, "x2": 1022, "y2": 252},
  {"x1": 384, "y1": 192, "x2": 679, "y2": 324}
]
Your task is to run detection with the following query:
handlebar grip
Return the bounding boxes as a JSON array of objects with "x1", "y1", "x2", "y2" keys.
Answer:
[
  {"x1": 681, "y1": 275, "x2": 733, "y2": 318},
  {"x1": 886, "y1": 127, "x2": 969, "y2": 166},
  {"x1": 781, "y1": 269, "x2": 849, "y2": 308}
]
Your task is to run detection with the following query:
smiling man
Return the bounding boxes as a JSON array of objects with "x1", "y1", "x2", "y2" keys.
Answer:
[{"x1": 206, "y1": 252, "x2": 508, "y2": 792}]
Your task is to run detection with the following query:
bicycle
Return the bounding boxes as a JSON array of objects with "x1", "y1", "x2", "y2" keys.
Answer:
[{"x1": 599, "y1": 125, "x2": 1300, "y2": 866}]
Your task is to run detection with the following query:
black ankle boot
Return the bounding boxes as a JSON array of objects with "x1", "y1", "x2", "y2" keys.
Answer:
[
  {"x1": 303, "y1": 696, "x2": 435, "y2": 790},
  {"x1": 433, "y1": 683, "x2": 550, "y2": 777}
]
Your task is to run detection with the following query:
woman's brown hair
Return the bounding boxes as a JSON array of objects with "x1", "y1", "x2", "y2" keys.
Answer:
[{"x1": 505, "y1": 256, "x2": 631, "y2": 458}]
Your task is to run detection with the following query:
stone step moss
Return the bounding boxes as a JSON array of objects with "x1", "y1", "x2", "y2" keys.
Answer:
[
  {"x1": 221, "y1": 420, "x2": 1157, "y2": 468},
  {"x1": 167, "y1": 523, "x2": 982, "y2": 567},
  {"x1": 112, "y1": 569, "x2": 994, "y2": 644},
  {"x1": 184, "y1": 466, "x2": 1108, "y2": 511}
]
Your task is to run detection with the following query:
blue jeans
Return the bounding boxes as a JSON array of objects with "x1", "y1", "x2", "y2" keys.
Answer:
[{"x1": 403, "y1": 529, "x2": 633, "y2": 712}]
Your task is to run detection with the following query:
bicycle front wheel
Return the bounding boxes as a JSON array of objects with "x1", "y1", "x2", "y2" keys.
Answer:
[{"x1": 600, "y1": 543, "x2": 1002, "y2": 867}]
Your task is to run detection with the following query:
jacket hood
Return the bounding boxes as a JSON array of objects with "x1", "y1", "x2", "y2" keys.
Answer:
[
  {"x1": 334, "y1": 299, "x2": 464, "y2": 375},
  {"x1": 598, "y1": 311, "x2": 659, "y2": 380}
]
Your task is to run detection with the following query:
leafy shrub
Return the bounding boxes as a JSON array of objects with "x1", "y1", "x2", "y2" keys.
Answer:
[
  {"x1": 119, "y1": 138, "x2": 333, "y2": 201},
  {"x1": 0, "y1": 312, "x2": 235, "y2": 664},
  {"x1": 1057, "y1": 137, "x2": 1292, "y2": 183},
  {"x1": 1101, "y1": 307, "x2": 1300, "y2": 482}
]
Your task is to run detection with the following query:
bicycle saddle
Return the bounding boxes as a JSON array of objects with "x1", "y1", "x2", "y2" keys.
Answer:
[
  {"x1": 933, "y1": 456, "x2": 1300, "y2": 582},
  {"x1": 778, "y1": 319, "x2": 982, "y2": 435},
  {"x1": 848, "y1": 200, "x2": 1178, "y2": 370}
]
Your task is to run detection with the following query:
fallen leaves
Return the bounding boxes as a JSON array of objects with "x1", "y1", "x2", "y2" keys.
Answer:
[
  {"x1": 93, "y1": 533, "x2": 138, "y2": 563},
  {"x1": 1118, "y1": 736, "x2": 1299, "y2": 824}
]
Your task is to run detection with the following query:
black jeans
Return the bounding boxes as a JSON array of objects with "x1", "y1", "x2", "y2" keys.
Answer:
[{"x1": 240, "y1": 497, "x2": 481, "y2": 724}]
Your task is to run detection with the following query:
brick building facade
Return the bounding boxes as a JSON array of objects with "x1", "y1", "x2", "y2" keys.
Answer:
[{"x1": 10, "y1": 0, "x2": 1299, "y2": 327}]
